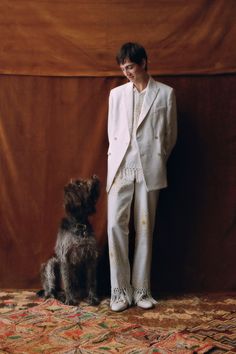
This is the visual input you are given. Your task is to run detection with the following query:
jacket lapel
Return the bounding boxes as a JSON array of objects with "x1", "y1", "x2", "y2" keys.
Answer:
[
  {"x1": 124, "y1": 82, "x2": 134, "y2": 137},
  {"x1": 137, "y1": 77, "x2": 159, "y2": 128}
]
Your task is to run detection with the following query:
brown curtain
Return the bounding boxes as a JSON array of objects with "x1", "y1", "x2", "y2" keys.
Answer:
[
  {"x1": 0, "y1": 0, "x2": 236, "y2": 76},
  {"x1": 0, "y1": 1, "x2": 236, "y2": 292},
  {"x1": 0, "y1": 74, "x2": 235, "y2": 291}
]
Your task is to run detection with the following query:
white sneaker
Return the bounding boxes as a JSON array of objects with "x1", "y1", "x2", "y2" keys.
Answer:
[
  {"x1": 136, "y1": 297, "x2": 154, "y2": 309},
  {"x1": 111, "y1": 299, "x2": 129, "y2": 312}
]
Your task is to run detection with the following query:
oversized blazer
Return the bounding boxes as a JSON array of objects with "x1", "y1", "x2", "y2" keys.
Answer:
[{"x1": 106, "y1": 76, "x2": 177, "y2": 192}]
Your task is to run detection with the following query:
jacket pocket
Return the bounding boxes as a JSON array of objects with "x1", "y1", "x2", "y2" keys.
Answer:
[{"x1": 152, "y1": 105, "x2": 167, "y2": 113}]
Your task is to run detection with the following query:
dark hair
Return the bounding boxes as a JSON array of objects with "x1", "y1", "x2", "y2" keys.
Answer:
[{"x1": 116, "y1": 42, "x2": 148, "y2": 70}]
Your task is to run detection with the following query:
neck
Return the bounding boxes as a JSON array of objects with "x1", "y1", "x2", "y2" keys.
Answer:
[{"x1": 134, "y1": 73, "x2": 149, "y2": 92}]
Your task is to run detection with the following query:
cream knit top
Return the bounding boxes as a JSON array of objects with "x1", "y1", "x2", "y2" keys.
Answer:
[{"x1": 119, "y1": 85, "x2": 147, "y2": 182}]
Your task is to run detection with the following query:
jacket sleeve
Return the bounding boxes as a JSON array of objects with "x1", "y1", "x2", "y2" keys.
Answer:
[{"x1": 166, "y1": 88, "x2": 177, "y2": 159}]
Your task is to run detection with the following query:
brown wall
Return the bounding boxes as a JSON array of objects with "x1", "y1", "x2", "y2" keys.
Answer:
[{"x1": 0, "y1": 74, "x2": 235, "y2": 293}]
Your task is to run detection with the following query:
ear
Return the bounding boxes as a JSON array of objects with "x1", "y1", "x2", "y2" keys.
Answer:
[
  {"x1": 141, "y1": 59, "x2": 145, "y2": 67},
  {"x1": 89, "y1": 175, "x2": 100, "y2": 200},
  {"x1": 141, "y1": 58, "x2": 147, "y2": 70}
]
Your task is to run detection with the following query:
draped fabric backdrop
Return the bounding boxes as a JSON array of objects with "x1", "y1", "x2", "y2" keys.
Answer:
[
  {"x1": 0, "y1": 0, "x2": 235, "y2": 293},
  {"x1": 0, "y1": 0, "x2": 236, "y2": 76}
]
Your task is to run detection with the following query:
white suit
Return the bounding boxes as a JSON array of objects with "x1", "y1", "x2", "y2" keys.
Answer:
[{"x1": 107, "y1": 77, "x2": 177, "y2": 305}]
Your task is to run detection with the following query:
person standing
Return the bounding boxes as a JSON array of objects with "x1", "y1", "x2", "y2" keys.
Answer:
[{"x1": 107, "y1": 42, "x2": 177, "y2": 311}]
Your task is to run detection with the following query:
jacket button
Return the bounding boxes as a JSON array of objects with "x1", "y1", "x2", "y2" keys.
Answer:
[
  {"x1": 155, "y1": 136, "x2": 159, "y2": 139},
  {"x1": 114, "y1": 137, "x2": 117, "y2": 140}
]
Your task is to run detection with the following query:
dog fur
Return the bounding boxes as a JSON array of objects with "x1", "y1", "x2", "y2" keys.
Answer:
[{"x1": 39, "y1": 175, "x2": 100, "y2": 306}]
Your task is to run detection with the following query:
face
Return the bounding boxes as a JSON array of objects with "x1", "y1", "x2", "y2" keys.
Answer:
[{"x1": 120, "y1": 58, "x2": 146, "y2": 84}]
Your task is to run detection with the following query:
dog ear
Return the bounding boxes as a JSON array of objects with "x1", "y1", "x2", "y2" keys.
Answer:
[{"x1": 89, "y1": 175, "x2": 100, "y2": 200}]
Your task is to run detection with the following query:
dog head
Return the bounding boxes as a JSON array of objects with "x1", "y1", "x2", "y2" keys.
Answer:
[{"x1": 64, "y1": 175, "x2": 100, "y2": 219}]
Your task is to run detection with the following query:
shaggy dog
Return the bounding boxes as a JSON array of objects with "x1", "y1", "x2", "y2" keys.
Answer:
[{"x1": 39, "y1": 175, "x2": 100, "y2": 306}]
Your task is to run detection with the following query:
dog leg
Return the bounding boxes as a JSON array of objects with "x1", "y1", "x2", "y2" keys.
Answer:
[
  {"x1": 61, "y1": 261, "x2": 78, "y2": 305},
  {"x1": 86, "y1": 261, "x2": 99, "y2": 305},
  {"x1": 41, "y1": 257, "x2": 60, "y2": 299}
]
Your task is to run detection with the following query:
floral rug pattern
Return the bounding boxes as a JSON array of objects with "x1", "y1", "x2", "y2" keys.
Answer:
[{"x1": 0, "y1": 291, "x2": 235, "y2": 353}]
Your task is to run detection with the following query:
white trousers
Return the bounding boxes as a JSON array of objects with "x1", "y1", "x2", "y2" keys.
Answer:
[{"x1": 107, "y1": 173, "x2": 159, "y2": 305}]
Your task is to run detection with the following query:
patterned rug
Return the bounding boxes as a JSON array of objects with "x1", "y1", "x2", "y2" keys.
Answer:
[{"x1": 0, "y1": 291, "x2": 235, "y2": 353}]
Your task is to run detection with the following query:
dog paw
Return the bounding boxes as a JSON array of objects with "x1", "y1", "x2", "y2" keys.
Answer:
[
  {"x1": 65, "y1": 298, "x2": 78, "y2": 306},
  {"x1": 44, "y1": 290, "x2": 58, "y2": 299},
  {"x1": 36, "y1": 289, "x2": 45, "y2": 298},
  {"x1": 86, "y1": 296, "x2": 100, "y2": 306},
  {"x1": 57, "y1": 291, "x2": 66, "y2": 303}
]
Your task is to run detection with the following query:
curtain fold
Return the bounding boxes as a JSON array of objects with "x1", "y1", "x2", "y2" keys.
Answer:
[
  {"x1": 1, "y1": 0, "x2": 235, "y2": 291},
  {"x1": 0, "y1": 0, "x2": 236, "y2": 76}
]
